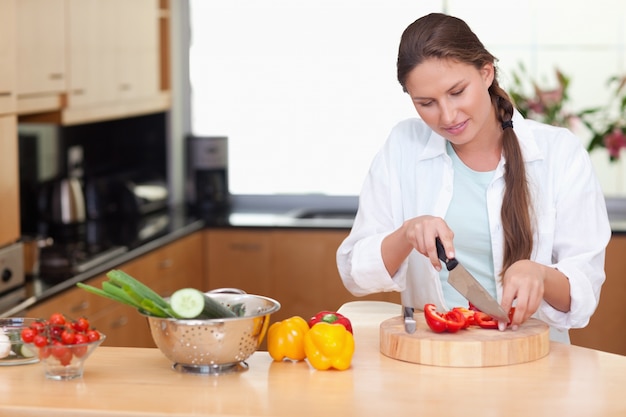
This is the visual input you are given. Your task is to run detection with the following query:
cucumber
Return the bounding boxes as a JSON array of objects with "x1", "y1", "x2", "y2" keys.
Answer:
[{"x1": 170, "y1": 288, "x2": 237, "y2": 319}]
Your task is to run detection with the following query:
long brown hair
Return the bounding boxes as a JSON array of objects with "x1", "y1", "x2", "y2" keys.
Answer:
[{"x1": 397, "y1": 13, "x2": 533, "y2": 274}]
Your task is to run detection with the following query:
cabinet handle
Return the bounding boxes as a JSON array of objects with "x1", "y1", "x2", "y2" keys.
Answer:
[
  {"x1": 119, "y1": 83, "x2": 132, "y2": 91},
  {"x1": 49, "y1": 73, "x2": 64, "y2": 80},
  {"x1": 0, "y1": 91, "x2": 12, "y2": 97},
  {"x1": 158, "y1": 259, "x2": 173, "y2": 269},
  {"x1": 109, "y1": 316, "x2": 129, "y2": 329},
  {"x1": 70, "y1": 301, "x2": 90, "y2": 313},
  {"x1": 71, "y1": 89, "x2": 85, "y2": 96}
]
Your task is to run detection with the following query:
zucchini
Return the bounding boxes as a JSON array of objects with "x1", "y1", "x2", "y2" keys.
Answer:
[{"x1": 170, "y1": 288, "x2": 237, "y2": 319}]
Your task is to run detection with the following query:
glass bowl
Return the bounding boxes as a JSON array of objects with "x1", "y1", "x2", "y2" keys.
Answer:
[
  {"x1": 0, "y1": 318, "x2": 40, "y2": 366},
  {"x1": 27, "y1": 332, "x2": 106, "y2": 380}
]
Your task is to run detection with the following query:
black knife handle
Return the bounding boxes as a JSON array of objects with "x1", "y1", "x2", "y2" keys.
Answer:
[{"x1": 435, "y1": 237, "x2": 458, "y2": 271}]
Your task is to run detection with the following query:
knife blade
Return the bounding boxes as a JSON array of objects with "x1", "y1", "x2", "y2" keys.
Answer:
[
  {"x1": 402, "y1": 306, "x2": 416, "y2": 334},
  {"x1": 435, "y1": 238, "x2": 508, "y2": 322}
]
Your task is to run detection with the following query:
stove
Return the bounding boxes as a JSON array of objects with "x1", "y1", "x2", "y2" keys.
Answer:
[
  {"x1": 39, "y1": 243, "x2": 128, "y2": 279},
  {"x1": 0, "y1": 243, "x2": 27, "y2": 312}
]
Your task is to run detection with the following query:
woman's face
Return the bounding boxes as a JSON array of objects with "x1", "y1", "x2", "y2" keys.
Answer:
[{"x1": 404, "y1": 58, "x2": 496, "y2": 146}]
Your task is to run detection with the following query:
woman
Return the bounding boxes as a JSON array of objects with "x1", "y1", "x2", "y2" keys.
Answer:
[{"x1": 336, "y1": 13, "x2": 611, "y2": 342}]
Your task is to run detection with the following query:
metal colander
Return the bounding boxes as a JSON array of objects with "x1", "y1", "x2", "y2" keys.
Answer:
[{"x1": 143, "y1": 290, "x2": 280, "y2": 375}]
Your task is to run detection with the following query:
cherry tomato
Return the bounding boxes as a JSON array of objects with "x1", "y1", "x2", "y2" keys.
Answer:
[
  {"x1": 20, "y1": 328, "x2": 37, "y2": 343},
  {"x1": 33, "y1": 334, "x2": 48, "y2": 348},
  {"x1": 72, "y1": 317, "x2": 90, "y2": 333},
  {"x1": 58, "y1": 348, "x2": 74, "y2": 366},
  {"x1": 29, "y1": 321, "x2": 45, "y2": 334},
  {"x1": 49, "y1": 313, "x2": 66, "y2": 326},
  {"x1": 73, "y1": 333, "x2": 89, "y2": 357},
  {"x1": 86, "y1": 330, "x2": 100, "y2": 342},
  {"x1": 61, "y1": 329, "x2": 76, "y2": 345},
  {"x1": 38, "y1": 346, "x2": 51, "y2": 359}
]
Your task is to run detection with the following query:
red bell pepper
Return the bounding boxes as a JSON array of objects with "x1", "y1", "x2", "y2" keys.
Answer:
[
  {"x1": 423, "y1": 304, "x2": 466, "y2": 333},
  {"x1": 473, "y1": 311, "x2": 498, "y2": 329},
  {"x1": 452, "y1": 307, "x2": 475, "y2": 329},
  {"x1": 308, "y1": 311, "x2": 353, "y2": 334}
]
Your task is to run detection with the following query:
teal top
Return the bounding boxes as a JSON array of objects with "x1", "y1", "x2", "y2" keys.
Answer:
[{"x1": 440, "y1": 142, "x2": 497, "y2": 309}]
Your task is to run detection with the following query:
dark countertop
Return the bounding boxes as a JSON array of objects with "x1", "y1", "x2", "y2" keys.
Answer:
[
  {"x1": 3, "y1": 198, "x2": 625, "y2": 317},
  {"x1": 1, "y1": 205, "x2": 205, "y2": 317}
]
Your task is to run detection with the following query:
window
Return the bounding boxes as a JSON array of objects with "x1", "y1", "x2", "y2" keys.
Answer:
[
  {"x1": 188, "y1": 1, "x2": 433, "y2": 197},
  {"x1": 188, "y1": 1, "x2": 626, "y2": 199}
]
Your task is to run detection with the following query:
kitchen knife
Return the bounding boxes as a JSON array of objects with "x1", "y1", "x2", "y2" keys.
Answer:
[
  {"x1": 402, "y1": 306, "x2": 416, "y2": 334},
  {"x1": 435, "y1": 238, "x2": 509, "y2": 322}
]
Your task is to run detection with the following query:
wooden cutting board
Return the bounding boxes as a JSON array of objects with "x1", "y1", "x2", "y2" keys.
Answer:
[{"x1": 380, "y1": 312, "x2": 550, "y2": 367}]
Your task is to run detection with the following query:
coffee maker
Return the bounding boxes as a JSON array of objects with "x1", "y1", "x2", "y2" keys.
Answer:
[{"x1": 186, "y1": 136, "x2": 230, "y2": 215}]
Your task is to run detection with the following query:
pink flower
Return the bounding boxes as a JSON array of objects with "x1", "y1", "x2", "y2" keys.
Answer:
[
  {"x1": 603, "y1": 128, "x2": 626, "y2": 158},
  {"x1": 537, "y1": 88, "x2": 564, "y2": 107}
]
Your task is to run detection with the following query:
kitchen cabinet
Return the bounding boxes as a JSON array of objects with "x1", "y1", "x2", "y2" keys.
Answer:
[
  {"x1": 205, "y1": 229, "x2": 273, "y2": 297},
  {"x1": 0, "y1": 0, "x2": 16, "y2": 115},
  {"x1": 60, "y1": 0, "x2": 167, "y2": 125},
  {"x1": 26, "y1": 231, "x2": 204, "y2": 348},
  {"x1": 15, "y1": 0, "x2": 66, "y2": 115},
  {"x1": 205, "y1": 229, "x2": 401, "y2": 324},
  {"x1": 570, "y1": 234, "x2": 626, "y2": 355},
  {"x1": 0, "y1": 115, "x2": 20, "y2": 248},
  {"x1": 14, "y1": 0, "x2": 170, "y2": 125}
]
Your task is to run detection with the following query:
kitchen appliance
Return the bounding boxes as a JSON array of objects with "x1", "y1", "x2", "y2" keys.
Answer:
[
  {"x1": 435, "y1": 238, "x2": 508, "y2": 321},
  {"x1": 0, "y1": 243, "x2": 27, "y2": 313},
  {"x1": 186, "y1": 136, "x2": 230, "y2": 215},
  {"x1": 38, "y1": 177, "x2": 87, "y2": 225},
  {"x1": 85, "y1": 173, "x2": 169, "y2": 219}
]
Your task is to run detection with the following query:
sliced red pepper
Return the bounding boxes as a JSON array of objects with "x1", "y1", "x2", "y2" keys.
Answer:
[
  {"x1": 423, "y1": 304, "x2": 466, "y2": 333},
  {"x1": 452, "y1": 307, "x2": 475, "y2": 329},
  {"x1": 473, "y1": 311, "x2": 498, "y2": 329},
  {"x1": 308, "y1": 311, "x2": 353, "y2": 334}
]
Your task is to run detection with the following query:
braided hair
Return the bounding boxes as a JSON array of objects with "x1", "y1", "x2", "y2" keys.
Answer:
[{"x1": 396, "y1": 13, "x2": 532, "y2": 274}]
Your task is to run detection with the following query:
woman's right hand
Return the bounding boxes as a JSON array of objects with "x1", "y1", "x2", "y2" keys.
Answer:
[{"x1": 382, "y1": 215, "x2": 455, "y2": 275}]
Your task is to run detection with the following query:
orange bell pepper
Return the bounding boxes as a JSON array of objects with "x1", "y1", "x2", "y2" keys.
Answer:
[
  {"x1": 267, "y1": 316, "x2": 309, "y2": 361},
  {"x1": 304, "y1": 322, "x2": 355, "y2": 371}
]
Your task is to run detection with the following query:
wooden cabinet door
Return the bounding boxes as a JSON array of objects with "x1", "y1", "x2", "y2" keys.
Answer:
[
  {"x1": 0, "y1": 115, "x2": 19, "y2": 247},
  {"x1": 205, "y1": 228, "x2": 401, "y2": 325},
  {"x1": 15, "y1": 0, "x2": 66, "y2": 97},
  {"x1": 26, "y1": 274, "x2": 112, "y2": 320},
  {"x1": 570, "y1": 235, "x2": 626, "y2": 355},
  {"x1": 149, "y1": 232, "x2": 205, "y2": 298},
  {"x1": 0, "y1": 0, "x2": 16, "y2": 115},
  {"x1": 205, "y1": 229, "x2": 272, "y2": 296},
  {"x1": 66, "y1": 0, "x2": 115, "y2": 107},
  {"x1": 67, "y1": 0, "x2": 160, "y2": 108},
  {"x1": 113, "y1": 0, "x2": 160, "y2": 101},
  {"x1": 271, "y1": 229, "x2": 401, "y2": 322}
]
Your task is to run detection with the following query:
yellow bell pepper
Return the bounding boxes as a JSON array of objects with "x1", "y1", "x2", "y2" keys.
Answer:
[
  {"x1": 267, "y1": 316, "x2": 309, "y2": 361},
  {"x1": 304, "y1": 322, "x2": 355, "y2": 371}
]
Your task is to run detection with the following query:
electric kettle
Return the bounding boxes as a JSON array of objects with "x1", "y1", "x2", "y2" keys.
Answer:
[{"x1": 38, "y1": 177, "x2": 87, "y2": 224}]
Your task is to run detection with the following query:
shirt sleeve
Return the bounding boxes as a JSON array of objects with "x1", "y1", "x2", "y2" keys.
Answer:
[{"x1": 533, "y1": 129, "x2": 611, "y2": 329}]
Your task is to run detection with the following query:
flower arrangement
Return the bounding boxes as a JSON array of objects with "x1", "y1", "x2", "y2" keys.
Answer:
[
  {"x1": 578, "y1": 75, "x2": 626, "y2": 160},
  {"x1": 507, "y1": 63, "x2": 626, "y2": 161}
]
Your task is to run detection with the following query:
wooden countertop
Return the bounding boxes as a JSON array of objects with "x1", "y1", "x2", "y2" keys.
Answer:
[{"x1": 1, "y1": 301, "x2": 625, "y2": 416}]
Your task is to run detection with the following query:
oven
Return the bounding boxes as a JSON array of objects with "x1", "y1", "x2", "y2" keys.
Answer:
[{"x1": 0, "y1": 243, "x2": 26, "y2": 314}]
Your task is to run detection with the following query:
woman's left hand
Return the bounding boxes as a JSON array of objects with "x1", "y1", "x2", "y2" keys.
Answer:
[{"x1": 500, "y1": 260, "x2": 546, "y2": 329}]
